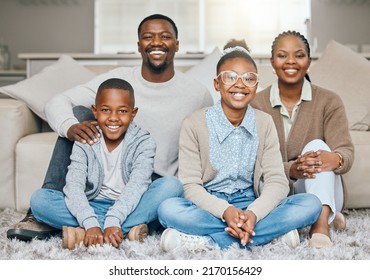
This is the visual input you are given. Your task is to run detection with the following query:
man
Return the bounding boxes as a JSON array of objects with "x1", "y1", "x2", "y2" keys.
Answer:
[{"x1": 7, "y1": 14, "x2": 213, "y2": 241}]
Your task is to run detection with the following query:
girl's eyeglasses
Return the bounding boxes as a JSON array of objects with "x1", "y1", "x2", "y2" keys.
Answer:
[{"x1": 216, "y1": 71, "x2": 259, "y2": 88}]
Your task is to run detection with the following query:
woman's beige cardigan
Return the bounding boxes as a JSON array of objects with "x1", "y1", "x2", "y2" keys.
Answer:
[{"x1": 251, "y1": 84, "x2": 354, "y2": 189}]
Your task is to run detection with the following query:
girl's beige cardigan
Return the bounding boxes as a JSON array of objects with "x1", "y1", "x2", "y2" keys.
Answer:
[{"x1": 178, "y1": 107, "x2": 289, "y2": 222}]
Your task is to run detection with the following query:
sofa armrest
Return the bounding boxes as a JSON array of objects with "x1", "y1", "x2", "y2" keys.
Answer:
[
  {"x1": 0, "y1": 98, "x2": 42, "y2": 209},
  {"x1": 16, "y1": 132, "x2": 58, "y2": 211},
  {"x1": 342, "y1": 130, "x2": 370, "y2": 209}
]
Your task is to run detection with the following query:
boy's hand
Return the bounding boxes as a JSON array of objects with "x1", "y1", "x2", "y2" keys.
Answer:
[
  {"x1": 67, "y1": 121, "x2": 100, "y2": 144},
  {"x1": 84, "y1": 227, "x2": 104, "y2": 247},
  {"x1": 103, "y1": 227, "x2": 124, "y2": 248}
]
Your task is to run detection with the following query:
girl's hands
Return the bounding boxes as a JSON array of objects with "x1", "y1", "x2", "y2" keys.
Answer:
[{"x1": 223, "y1": 206, "x2": 256, "y2": 246}]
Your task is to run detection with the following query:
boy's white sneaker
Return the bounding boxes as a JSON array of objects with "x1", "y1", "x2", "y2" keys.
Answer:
[
  {"x1": 279, "y1": 229, "x2": 300, "y2": 248},
  {"x1": 160, "y1": 228, "x2": 212, "y2": 252}
]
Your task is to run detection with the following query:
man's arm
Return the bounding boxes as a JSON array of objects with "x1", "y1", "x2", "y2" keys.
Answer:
[
  {"x1": 45, "y1": 69, "x2": 125, "y2": 141},
  {"x1": 45, "y1": 85, "x2": 95, "y2": 137},
  {"x1": 45, "y1": 80, "x2": 100, "y2": 137}
]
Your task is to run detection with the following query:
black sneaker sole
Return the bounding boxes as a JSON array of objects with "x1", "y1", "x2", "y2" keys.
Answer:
[{"x1": 7, "y1": 228, "x2": 62, "y2": 242}]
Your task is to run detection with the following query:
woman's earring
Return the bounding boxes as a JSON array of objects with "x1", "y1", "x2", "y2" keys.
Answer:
[
  {"x1": 272, "y1": 68, "x2": 276, "y2": 74},
  {"x1": 306, "y1": 68, "x2": 310, "y2": 74}
]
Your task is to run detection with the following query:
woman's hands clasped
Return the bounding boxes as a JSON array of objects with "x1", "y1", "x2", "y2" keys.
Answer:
[{"x1": 291, "y1": 150, "x2": 342, "y2": 179}]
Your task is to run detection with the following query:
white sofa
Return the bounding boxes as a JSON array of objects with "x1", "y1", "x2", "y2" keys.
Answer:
[{"x1": 0, "y1": 41, "x2": 369, "y2": 211}]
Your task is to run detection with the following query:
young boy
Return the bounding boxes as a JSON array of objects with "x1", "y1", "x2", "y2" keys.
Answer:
[{"x1": 30, "y1": 78, "x2": 156, "y2": 249}]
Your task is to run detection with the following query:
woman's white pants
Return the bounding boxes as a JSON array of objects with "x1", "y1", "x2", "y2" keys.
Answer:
[{"x1": 293, "y1": 139, "x2": 343, "y2": 224}]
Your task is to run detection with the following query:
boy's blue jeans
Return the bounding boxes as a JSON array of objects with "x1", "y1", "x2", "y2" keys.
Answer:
[
  {"x1": 158, "y1": 189, "x2": 322, "y2": 249},
  {"x1": 31, "y1": 176, "x2": 183, "y2": 234}
]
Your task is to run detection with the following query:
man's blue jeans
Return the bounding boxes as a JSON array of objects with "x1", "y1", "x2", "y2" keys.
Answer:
[
  {"x1": 42, "y1": 106, "x2": 95, "y2": 191},
  {"x1": 31, "y1": 176, "x2": 183, "y2": 234},
  {"x1": 158, "y1": 189, "x2": 322, "y2": 249}
]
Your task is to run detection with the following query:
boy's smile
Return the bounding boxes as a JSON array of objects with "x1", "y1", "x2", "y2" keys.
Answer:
[{"x1": 92, "y1": 88, "x2": 138, "y2": 152}]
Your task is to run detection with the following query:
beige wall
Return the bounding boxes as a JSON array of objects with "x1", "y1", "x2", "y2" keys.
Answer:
[
  {"x1": 0, "y1": 0, "x2": 369, "y2": 69},
  {"x1": 311, "y1": 0, "x2": 370, "y2": 53},
  {"x1": 0, "y1": 0, "x2": 94, "y2": 69}
]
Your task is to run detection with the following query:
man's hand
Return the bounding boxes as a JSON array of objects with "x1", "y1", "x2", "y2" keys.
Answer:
[
  {"x1": 103, "y1": 227, "x2": 124, "y2": 248},
  {"x1": 67, "y1": 121, "x2": 100, "y2": 144}
]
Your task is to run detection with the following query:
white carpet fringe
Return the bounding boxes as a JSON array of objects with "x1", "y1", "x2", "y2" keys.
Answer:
[{"x1": 1, "y1": 208, "x2": 369, "y2": 260}]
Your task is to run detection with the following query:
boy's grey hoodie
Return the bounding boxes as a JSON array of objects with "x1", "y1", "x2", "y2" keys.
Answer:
[{"x1": 63, "y1": 122, "x2": 156, "y2": 230}]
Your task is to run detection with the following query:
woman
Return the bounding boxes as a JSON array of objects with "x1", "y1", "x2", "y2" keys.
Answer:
[
  {"x1": 157, "y1": 44, "x2": 321, "y2": 252},
  {"x1": 251, "y1": 31, "x2": 354, "y2": 248}
]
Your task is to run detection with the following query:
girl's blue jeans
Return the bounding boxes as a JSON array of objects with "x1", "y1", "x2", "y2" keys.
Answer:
[
  {"x1": 30, "y1": 176, "x2": 183, "y2": 235},
  {"x1": 158, "y1": 189, "x2": 322, "y2": 249}
]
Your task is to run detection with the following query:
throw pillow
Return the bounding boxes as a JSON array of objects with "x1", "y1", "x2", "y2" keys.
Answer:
[
  {"x1": 185, "y1": 47, "x2": 221, "y2": 102},
  {"x1": 352, "y1": 112, "x2": 370, "y2": 131},
  {"x1": 0, "y1": 55, "x2": 96, "y2": 121},
  {"x1": 310, "y1": 40, "x2": 370, "y2": 130}
]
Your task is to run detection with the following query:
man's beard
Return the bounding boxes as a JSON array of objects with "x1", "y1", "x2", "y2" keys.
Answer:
[{"x1": 146, "y1": 59, "x2": 168, "y2": 73}]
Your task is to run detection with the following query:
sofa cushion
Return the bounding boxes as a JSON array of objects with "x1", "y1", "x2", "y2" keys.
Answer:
[
  {"x1": 0, "y1": 99, "x2": 40, "y2": 210},
  {"x1": 15, "y1": 132, "x2": 58, "y2": 211},
  {"x1": 310, "y1": 40, "x2": 370, "y2": 130},
  {"x1": 256, "y1": 64, "x2": 276, "y2": 90},
  {"x1": 185, "y1": 47, "x2": 221, "y2": 102},
  {"x1": 343, "y1": 130, "x2": 370, "y2": 209},
  {"x1": 0, "y1": 55, "x2": 96, "y2": 121},
  {"x1": 351, "y1": 112, "x2": 370, "y2": 131}
]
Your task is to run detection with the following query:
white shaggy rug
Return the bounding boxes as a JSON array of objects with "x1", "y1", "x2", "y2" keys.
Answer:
[{"x1": 1, "y1": 208, "x2": 370, "y2": 260}]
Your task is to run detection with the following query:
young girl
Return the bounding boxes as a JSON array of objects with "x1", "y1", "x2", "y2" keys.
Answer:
[
  {"x1": 157, "y1": 45, "x2": 322, "y2": 251},
  {"x1": 251, "y1": 31, "x2": 354, "y2": 248}
]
